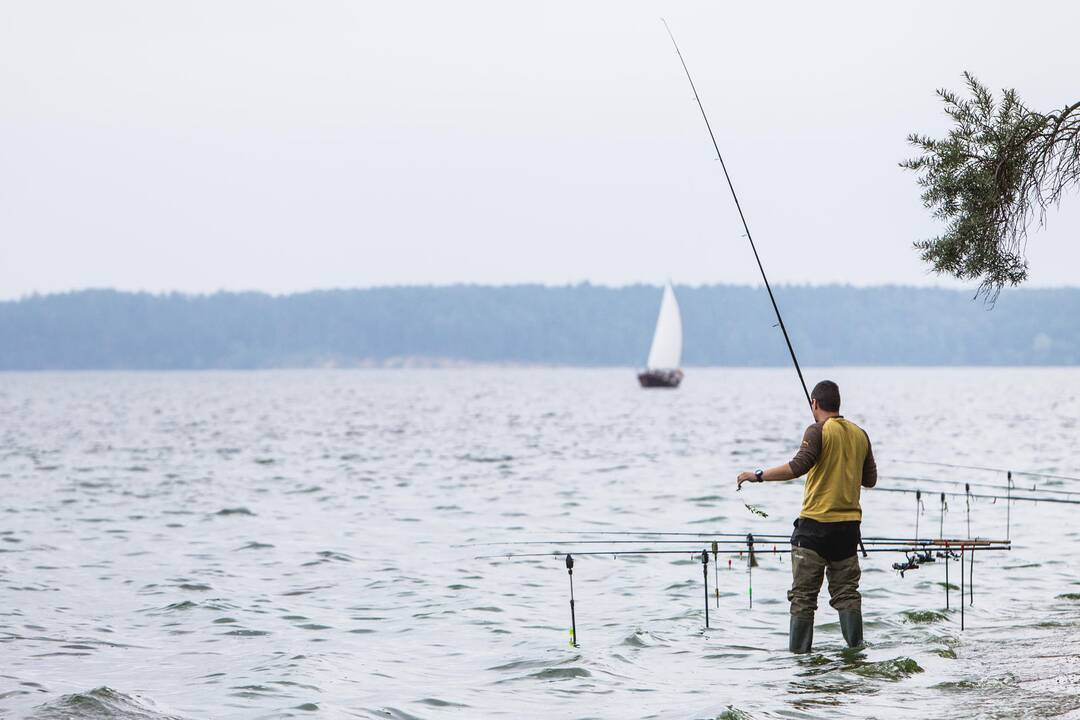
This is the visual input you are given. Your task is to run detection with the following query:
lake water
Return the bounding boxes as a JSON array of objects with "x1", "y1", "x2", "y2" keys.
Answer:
[{"x1": 1, "y1": 368, "x2": 1079, "y2": 719}]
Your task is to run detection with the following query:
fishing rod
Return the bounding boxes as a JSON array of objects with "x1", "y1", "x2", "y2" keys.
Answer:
[
  {"x1": 869, "y1": 485, "x2": 1080, "y2": 506},
  {"x1": 472, "y1": 538, "x2": 787, "y2": 547},
  {"x1": 891, "y1": 474, "x2": 1080, "y2": 541},
  {"x1": 554, "y1": 530, "x2": 792, "y2": 539},
  {"x1": 469, "y1": 537, "x2": 980, "y2": 548},
  {"x1": 663, "y1": 22, "x2": 871, "y2": 562},
  {"x1": 891, "y1": 459, "x2": 1080, "y2": 483},
  {"x1": 662, "y1": 19, "x2": 810, "y2": 410},
  {"x1": 551, "y1": 530, "x2": 961, "y2": 544},
  {"x1": 881, "y1": 474, "x2": 1080, "y2": 497},
  {"x1": 482, "y1": 539, "x2": 1011, "y2": 644},
  {"x1": 476, "y1": 541, "x2": 1008, "y2": 560}
]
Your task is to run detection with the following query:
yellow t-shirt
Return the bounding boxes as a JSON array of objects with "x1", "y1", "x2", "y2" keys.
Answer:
[{"x1": 787, "y1": 416, "x2": 876, "y2": 522}]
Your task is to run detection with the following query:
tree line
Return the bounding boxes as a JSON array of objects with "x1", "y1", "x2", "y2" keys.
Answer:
[{"x1": 0, "y1": 285, "x2": 1077, "y2": 369}]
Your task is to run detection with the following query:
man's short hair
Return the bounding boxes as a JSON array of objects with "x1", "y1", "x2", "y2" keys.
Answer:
[{"x1": 811, "y1": 380, "x2": 841, "y2": 412}]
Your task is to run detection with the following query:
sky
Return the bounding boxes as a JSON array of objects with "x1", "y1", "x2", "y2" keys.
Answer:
[{"x1": 1, "y1": 0, "x2": 1078, "y2": 299}]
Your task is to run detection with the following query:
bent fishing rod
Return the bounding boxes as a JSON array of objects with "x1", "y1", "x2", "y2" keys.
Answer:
[
  {"x1": 662, "y1": 19, "x2": 810, "y2": 410},
  {"x1": 663, "y1": 22, "x2": 869, "y2": 560}
]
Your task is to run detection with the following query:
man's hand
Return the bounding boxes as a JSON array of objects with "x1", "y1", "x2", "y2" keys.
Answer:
[{"x1": 736, "y1": 471, "x2": 757, "y2": 491}]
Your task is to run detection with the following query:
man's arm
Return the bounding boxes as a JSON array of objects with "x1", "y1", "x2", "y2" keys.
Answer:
[
  {"x1": 737, "y1": 463, "x2": 796, "y2": 489},
  {"x1": 736, "y1": 423, "x2": 821, "y2": 490},
  {"x1": 861, "y1": 432, "x2": 878, "y2": 488},
  {"x1": 787, "y1": 422, "x2": 822, "y2": 477}
]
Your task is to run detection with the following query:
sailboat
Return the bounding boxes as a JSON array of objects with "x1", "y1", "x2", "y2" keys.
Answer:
[{"x1": 637, "y1": 281, "x2": 684, "y2": 388}]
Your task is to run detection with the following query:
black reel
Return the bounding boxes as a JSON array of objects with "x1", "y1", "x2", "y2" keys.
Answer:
[{"x1": 892, "y1": 553, "x2": 921, "y2": 577}]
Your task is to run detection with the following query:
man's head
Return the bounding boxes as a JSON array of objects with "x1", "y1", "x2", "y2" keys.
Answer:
[{"x1": 810, "y1": 380, "x2": 841, "y2": 421}]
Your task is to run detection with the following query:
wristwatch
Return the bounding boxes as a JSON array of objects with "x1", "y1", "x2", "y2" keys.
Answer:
[{"x1": 754, "y1": 468, "x2": 764, "y2": 482}]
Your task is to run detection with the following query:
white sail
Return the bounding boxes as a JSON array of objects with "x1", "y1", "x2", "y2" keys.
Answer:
[{"x1": 646, "y1": 282, "x2": 682, "y2": 369}]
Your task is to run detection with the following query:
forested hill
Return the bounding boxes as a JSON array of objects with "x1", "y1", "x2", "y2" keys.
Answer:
[{"x1": 1, "y1": 285, "x2": 1077, "y2": 369}]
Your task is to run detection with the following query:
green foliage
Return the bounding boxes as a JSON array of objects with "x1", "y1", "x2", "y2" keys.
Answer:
[{"x1": 904, "y1": 74, "x2": 1080, "y2": 299}]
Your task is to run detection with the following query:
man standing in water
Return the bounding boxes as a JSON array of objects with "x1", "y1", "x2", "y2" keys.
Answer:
[{"x1": 736, "y1": 380, "x2": 877, "y2": 653}]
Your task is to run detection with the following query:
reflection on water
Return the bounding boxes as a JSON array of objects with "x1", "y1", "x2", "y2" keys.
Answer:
[{"x1": 0, "y1": 368, "x2": 1079, "y2": 719}]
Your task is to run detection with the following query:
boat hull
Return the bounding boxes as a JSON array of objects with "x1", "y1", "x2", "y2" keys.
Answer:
[{"x1": 637, "y1": 369, "x2": 684, "y2": 388}]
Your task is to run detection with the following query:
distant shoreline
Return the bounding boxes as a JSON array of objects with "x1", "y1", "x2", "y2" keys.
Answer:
[
  {"x1": 3, "y1": 286, "x2": 1079, "y2": 370},
  {"x1": 5, "y1": 365, "x2": 1080, "y2": 374},
  {"x1": 6, "y1": 280, "x2": 1080, "y2": 303}
]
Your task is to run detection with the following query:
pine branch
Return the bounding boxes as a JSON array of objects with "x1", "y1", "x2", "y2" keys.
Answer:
[{"x1": 903, "y1": 74, "x2": 1080, "y2": 301}]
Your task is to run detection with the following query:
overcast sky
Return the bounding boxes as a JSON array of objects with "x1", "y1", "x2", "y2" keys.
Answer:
[{"x1": 2, "y1": 1, "x2": 1078, "y2": 299}]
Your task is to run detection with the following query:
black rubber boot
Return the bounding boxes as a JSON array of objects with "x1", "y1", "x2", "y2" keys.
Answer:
[
  {"x1": 789, "y1": 614, "x2": 814, "y2": 653},
  {"x1": 839, "y1": 610, "x2": 863, "y2": 648}
]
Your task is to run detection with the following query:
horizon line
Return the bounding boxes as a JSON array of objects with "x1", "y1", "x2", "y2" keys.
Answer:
[{"x1": 6, "y1": 281, "x2": 1080, "y2": 302}]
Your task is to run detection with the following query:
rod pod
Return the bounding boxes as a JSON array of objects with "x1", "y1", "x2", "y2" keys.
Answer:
[{"x1": 566, "y1": 554, "x2": 578, "y2": 647}]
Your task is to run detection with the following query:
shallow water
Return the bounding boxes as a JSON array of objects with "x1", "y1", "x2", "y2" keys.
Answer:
[{"x1": 1, "y1": 368, "x2": 1079, "y2": 719}]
